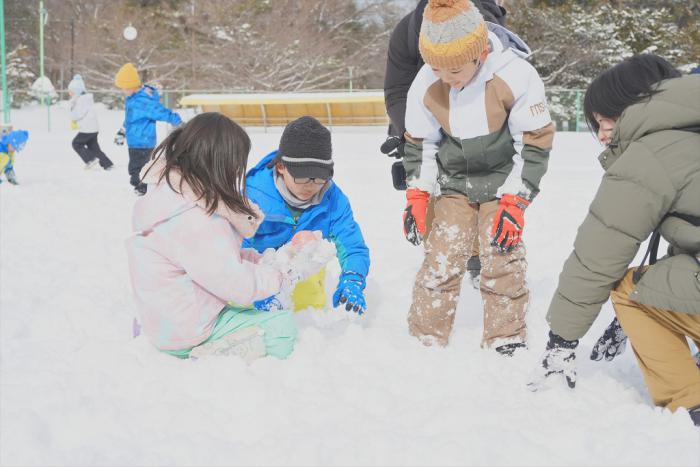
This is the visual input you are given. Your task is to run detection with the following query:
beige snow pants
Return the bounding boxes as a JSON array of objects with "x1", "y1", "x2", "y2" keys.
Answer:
[
  {"x1": 612, "y1": 269, "x2": 700, "y2": 412},
  {"x1": 425, "y1": 196, "x2": 480, "y2": 257},
  {"x1": 408, "y1": 195, "x2": 528, "y2": 347}
]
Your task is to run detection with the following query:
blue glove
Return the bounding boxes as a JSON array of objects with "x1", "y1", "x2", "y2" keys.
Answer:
[
  {"x1": 332, "y1": 272, "x2": 366, "y2": 314},
  {"x1": 253, "y1": 295, "x2": 284, "y2": 312}
]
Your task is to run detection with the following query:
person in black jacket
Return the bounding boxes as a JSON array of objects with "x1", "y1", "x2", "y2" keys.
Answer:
[{"x1": 382, "y1": 0, "x2": 507, "y2": 285}]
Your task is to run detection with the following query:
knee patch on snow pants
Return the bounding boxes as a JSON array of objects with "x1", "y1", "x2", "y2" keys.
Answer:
[{"x1": 163, "y1": 306, "x2": 298, "y2": 360}]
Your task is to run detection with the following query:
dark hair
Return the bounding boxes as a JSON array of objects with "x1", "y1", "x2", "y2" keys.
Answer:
[
  {"x1": 583, "y1": 54, "x2": 681, "y2": 133},
  {"x1": 147, "y1": 112, "x2": 256, "y2": 218}
]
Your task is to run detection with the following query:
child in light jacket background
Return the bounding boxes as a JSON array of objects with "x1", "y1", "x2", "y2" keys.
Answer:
[
  {"x1": 126, "y1": 112, "x2": 330, "y2": 361},
  {"x1": 68, "y1": 74, "x2": 114, "y2": 170}
]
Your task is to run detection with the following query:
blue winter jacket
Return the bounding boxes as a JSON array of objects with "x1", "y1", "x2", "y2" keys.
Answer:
[
  {"x1": 0, "y1": 130, "x2": 29, "y2": 153},
  {"x1": 123, "y1": 85, "x2": 182, "y2": 149},
  {"x1": 243, "y1": 151, "x2": 370, "y2": 280}
]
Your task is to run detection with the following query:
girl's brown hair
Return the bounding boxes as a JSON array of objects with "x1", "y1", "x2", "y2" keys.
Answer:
[{"x1": 146, "y1": 112, "x2": 256, "y2": 218}]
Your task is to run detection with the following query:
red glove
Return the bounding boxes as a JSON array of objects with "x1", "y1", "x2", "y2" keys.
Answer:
[
  {"x1": 403, "y1": 188, "x2": 430, "y2": 246},
  {"x1": 491, "y1": 194, "x2": 530, "y2": 252}
]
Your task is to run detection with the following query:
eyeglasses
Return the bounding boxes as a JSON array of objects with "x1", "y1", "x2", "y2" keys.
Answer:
[{"x1": 293, "y1": 176, "x2": 330, "y2": 185}]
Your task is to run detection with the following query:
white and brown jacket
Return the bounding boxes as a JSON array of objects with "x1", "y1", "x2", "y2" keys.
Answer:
[{"x1": 402, "y1": 24, "x2": 555, "y2": 203}]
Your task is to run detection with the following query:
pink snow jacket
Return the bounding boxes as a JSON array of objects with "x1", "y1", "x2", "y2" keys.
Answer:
[{"x1": 126, "y1": 158, "x2": 283, "y2": 351}]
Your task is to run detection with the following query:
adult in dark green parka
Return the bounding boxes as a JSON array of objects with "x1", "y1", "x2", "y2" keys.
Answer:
[{"x1": 529, "y1": 55, "x2": 700, "y2": 426}]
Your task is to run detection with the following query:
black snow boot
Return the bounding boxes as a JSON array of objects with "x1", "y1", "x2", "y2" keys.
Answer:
[
  {"x1": 689, "y1": 405, "x2": 700, "y2": 427},
  {"x1": 134, "y1": 183, "x2": 147, "y2": 196},
  {"x1": 495, "y1": 342, "x2": 527, "y2": 357},
  {"x1": 5, "y1": 169, "x2": 18, "y2": 185},
  {"x1": 467, "y1": 255, "x2": 481, "y2": 289}
]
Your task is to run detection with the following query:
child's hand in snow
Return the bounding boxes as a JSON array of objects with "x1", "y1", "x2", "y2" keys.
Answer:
[
  {"x1": 256, "y1": 232, "x2": 335, "y2": 312},
  {"x1": 261, "y1": 230, "x2": 336, "y2": 289},
  {"x1": 333, "y1": 272, "x2": 366, "y2": 314},
  {"x1": 290, "y1": 230, "x2": 319, "y2": 247},
  {"x1": 527, "y1": 331, "x2": 579, "y2": 391},
  {"x1": 253, "y1": 294, "x2": 288, "y2": 313},
  {"x1": 589, "y1": 317, "x2": 627, "y2": 362}
]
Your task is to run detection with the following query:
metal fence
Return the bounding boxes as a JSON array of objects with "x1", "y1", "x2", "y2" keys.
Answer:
[
  {"x1": 547, "y1": 88, "x2": 588, "y2": 132},
  {"x1": 7, "y1": 87, "x2": 589, "y2": 132},
  {"x1": 8, "y1": 88, "x2": 248, "y2": 110}
]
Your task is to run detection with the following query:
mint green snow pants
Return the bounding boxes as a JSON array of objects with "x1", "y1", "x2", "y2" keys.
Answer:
[{"x1": 163, "y1": 306, "x2": 298, "y2": 359}]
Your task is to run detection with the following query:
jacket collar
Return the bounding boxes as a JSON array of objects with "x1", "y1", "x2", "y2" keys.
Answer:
[
  {"x1": 470, "y1": 28, "x2": 527, "y2": 87},
  {"x1": 246, "y1": 152, "x2": 333, "y2": 224},
  {"x1": 597, "y1": 128, "x2": 623, "y2": 172}
]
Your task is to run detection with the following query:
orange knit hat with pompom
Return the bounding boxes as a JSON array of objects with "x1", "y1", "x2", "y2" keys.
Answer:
[{"x1": 419, "y1": 0, "x2": 488, "y2": 69}]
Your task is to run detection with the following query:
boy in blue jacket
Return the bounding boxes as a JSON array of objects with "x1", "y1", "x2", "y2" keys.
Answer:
[
  {"x1": 113, "y1": 63, "x2": 182, "y2": 195},
  {"x1": 244, "y1": 116, "x2": 370, "y2": 314}
]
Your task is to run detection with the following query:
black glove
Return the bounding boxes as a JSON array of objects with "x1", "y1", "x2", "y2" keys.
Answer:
[
  {"x1": 590, "y1": 317, "x2": 627, "y2": 361},
  {"x1": 391, "y1": 161, "x2": 407, "y2": 191},
  {"x1": 114, "y1": 127, "x2": 126, "y2": 146},
  {"x1": 528, "y1": 331, "x2": 579, "y2": 391},
  {"x1": 380, "y1": 135, "x2": 405, "y2": 159}
]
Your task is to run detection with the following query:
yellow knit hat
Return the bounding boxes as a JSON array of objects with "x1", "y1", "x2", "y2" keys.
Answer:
[
  {"x1": 114, "y1": 63, "x2": 142, "y2": 89},
  {"x1": 419, "y1": 0, "x2": 488, "y2": 69}
]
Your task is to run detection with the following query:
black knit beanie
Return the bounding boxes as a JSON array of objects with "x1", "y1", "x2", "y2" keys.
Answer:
[{"x1": 277, "y1": 116, "x2": 333, "y2": 180}]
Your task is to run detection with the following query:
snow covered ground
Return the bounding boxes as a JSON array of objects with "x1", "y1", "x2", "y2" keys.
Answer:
[{"x1": 1, "y1": 104, "x2": 698, "y2": 466}]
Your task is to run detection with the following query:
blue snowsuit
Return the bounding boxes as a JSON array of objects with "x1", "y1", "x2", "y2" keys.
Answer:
[
  {"x1": 123, "y1": 85, "x2": 182, "y2": 149},
  {"x1": 123, "y1": 85, "x2": 181, "y2": 189},
  {"x1": 243, "y1": 151, "x2": 370, "y2": 283},
  {"x1": 0, "y1": 130, "x2": 29, "y2": 184}
]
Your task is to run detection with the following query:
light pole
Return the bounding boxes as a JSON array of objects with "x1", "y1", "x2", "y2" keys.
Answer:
[
  {"x1": 190, "y1": 0, "x2": 195, "y2": 86},
  {"x1": 39, "y1": 1, "x2": 44, "y2": 91},
  {"x1": 69, "y1": 18, "x2": 74, "y2": 77},
  {"x1": 1, "y1": 0, "x2": 10, "y2": 127},
  {"x1": 38, "y1": 0, "x2": 51, "y2": 131}
]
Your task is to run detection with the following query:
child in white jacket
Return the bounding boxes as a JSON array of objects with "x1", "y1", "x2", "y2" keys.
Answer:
[{"x1": 68, "y1": 75, "x2": 113, "y2": 170}]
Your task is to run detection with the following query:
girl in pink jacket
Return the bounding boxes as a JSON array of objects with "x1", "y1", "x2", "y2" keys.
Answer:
[{"x1": 126, "y1": 112, "x2": 326, "y2": 361}]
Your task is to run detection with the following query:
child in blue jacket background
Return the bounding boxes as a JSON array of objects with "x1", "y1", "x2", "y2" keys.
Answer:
[
  {"x1": 0, "y1": 130, "x2": 29, "y2": 185},
  {"x1": 113, "y1": 63, "x2": 182, "y2": 195},
  {"x1": 243, "y1": 116, "x2": 370, "y2": 314}
]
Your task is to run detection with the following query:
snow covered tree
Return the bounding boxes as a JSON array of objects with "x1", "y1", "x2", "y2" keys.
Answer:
[
  {"x1": 4, "y1": 0, "x2": 697, "y2": 104},
  {"x1": 5, "y1": 46, "x2": 37, "y2": 108},
  {"x1": 506, "y1": 0, "x2": 699, "y2": 123},
  {"x1": 508, "y1": 0, "x2": 698, "y2": 85},
  {"x1": 175, "y1": 0, "x2": 396, "y2": 91}
]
